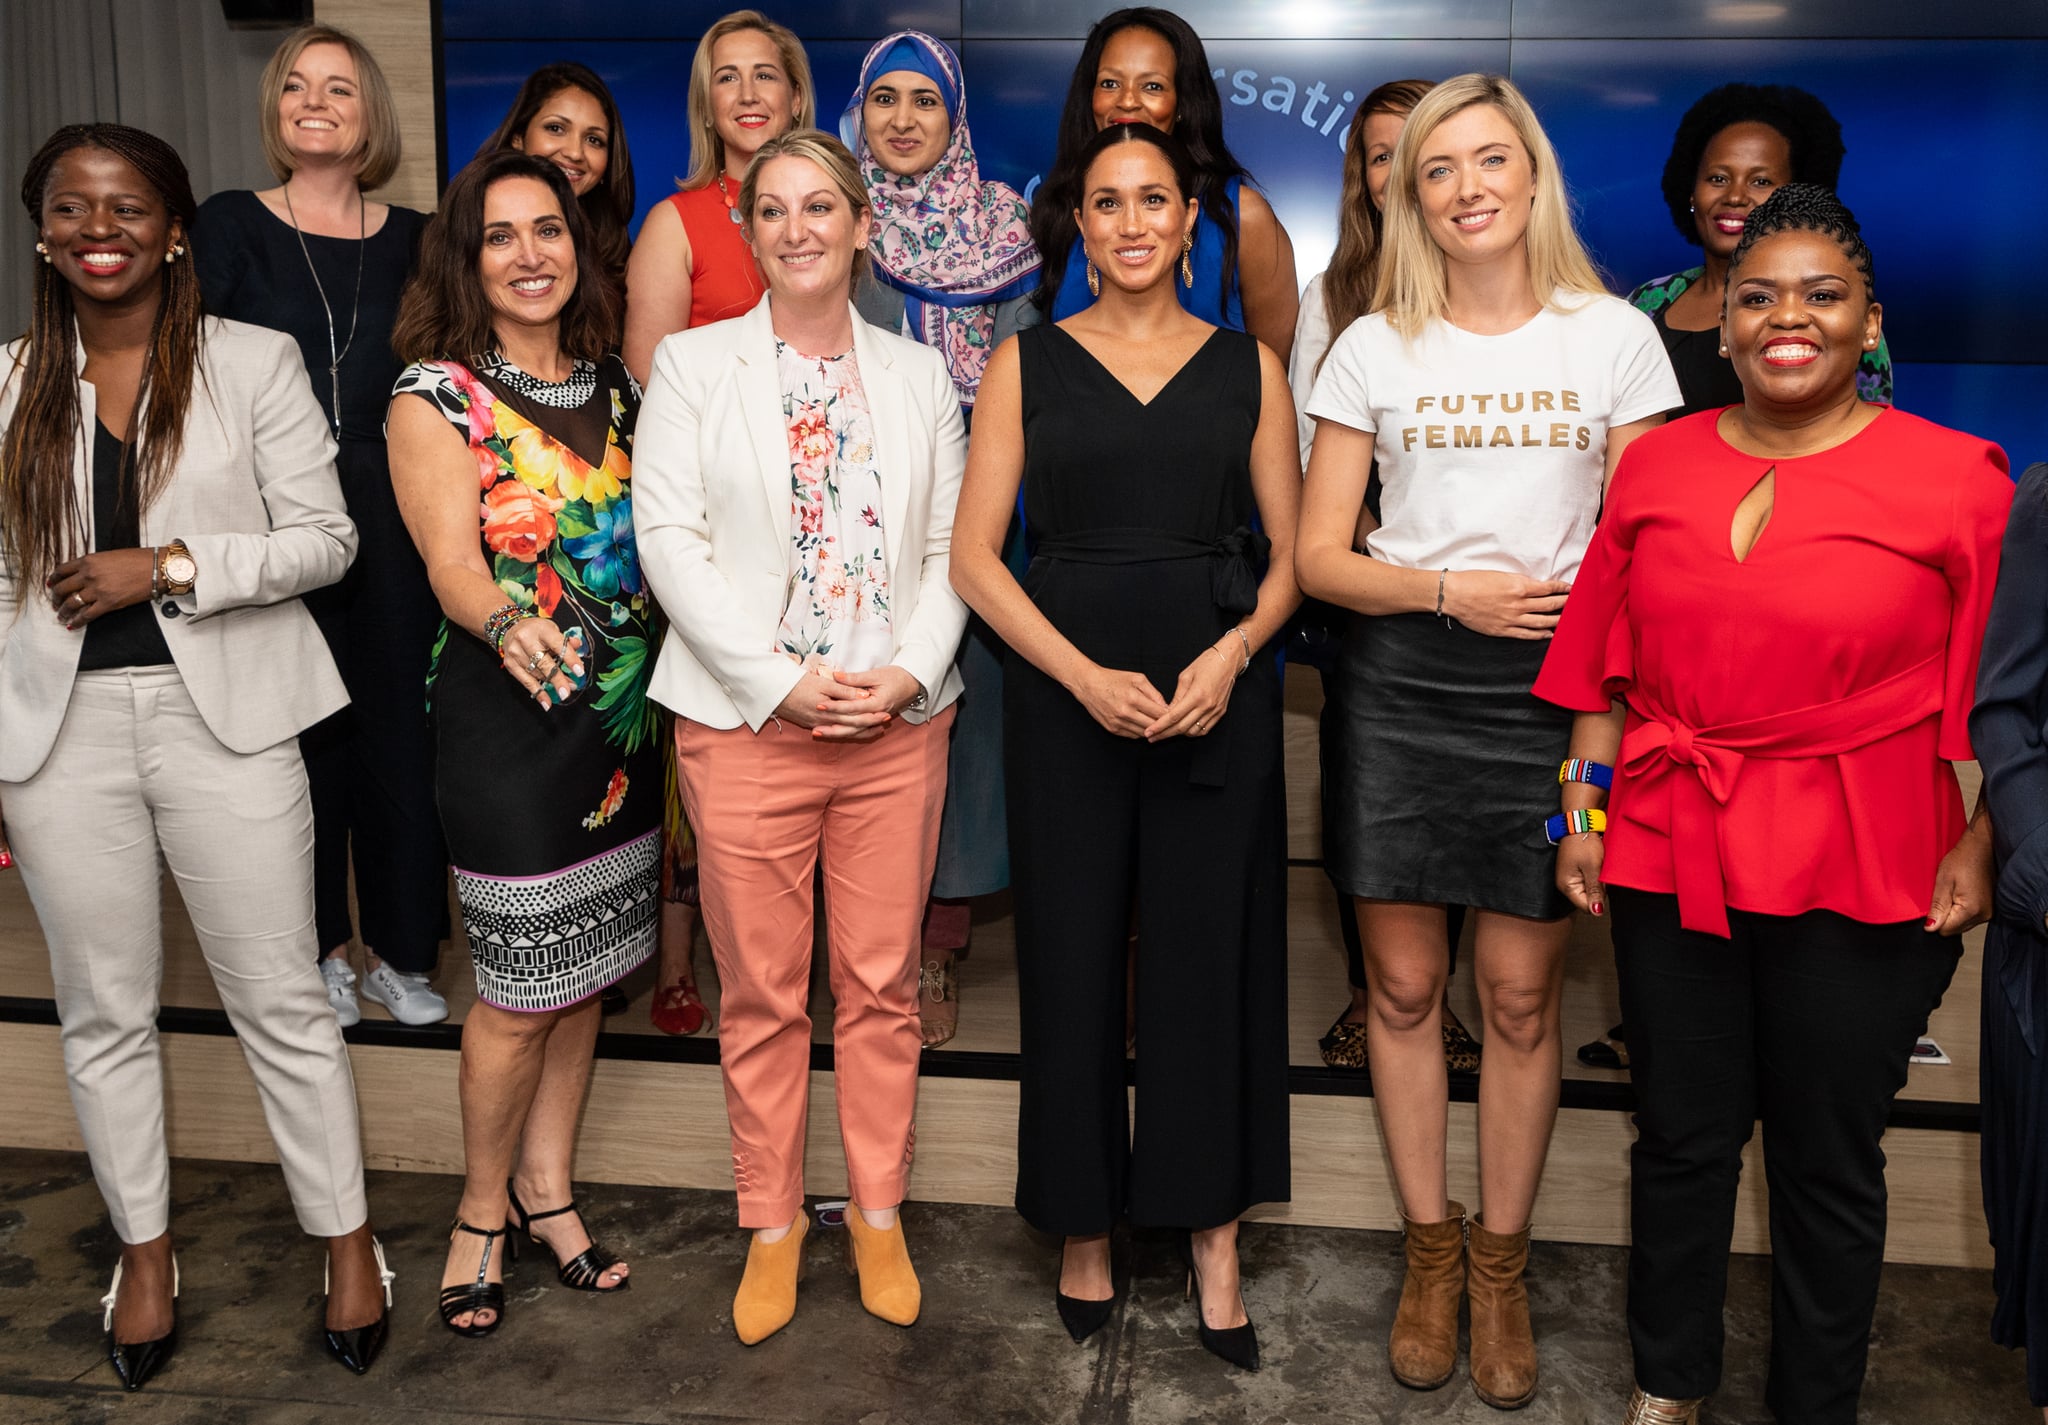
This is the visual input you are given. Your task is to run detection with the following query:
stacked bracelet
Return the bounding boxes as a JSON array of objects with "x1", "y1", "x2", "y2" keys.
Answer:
[
  {"x1": 484, "y1": 602, "x2": 533, "y2": 654},
  {"x1": 1558, "y1": 758, "x2": 1614, "y2": 790},
  {"x1": 1544, "y1": 808, "x2": 1608, "y2": 844}
]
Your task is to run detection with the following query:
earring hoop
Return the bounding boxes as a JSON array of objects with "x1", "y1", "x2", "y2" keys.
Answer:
[
  {"x1": 1086, "y1": 258, "x2": 1100, "y2": 299},
  {"x1": 1180, "y1": 233, "x2": 1195, "y2": 289}
]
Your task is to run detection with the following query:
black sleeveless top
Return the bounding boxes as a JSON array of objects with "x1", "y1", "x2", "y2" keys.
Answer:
[{"x1": 1017, "y1": 324, "x2": 1266, "y2": 703}]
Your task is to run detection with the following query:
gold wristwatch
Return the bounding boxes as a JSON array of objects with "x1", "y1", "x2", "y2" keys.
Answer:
[{"x1": 155, "y1": 539, "x2": 197, "y2": 597}]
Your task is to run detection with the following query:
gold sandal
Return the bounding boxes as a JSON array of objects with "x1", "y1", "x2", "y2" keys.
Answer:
[{"x1": 919, "y1": 951, "x2": 959, "y2": 1049}]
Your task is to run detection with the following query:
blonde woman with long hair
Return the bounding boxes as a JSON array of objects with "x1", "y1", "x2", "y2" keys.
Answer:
[
  {"x1": 1295, "y1": 73, "x2": 1678, "y2": 1408},
  {"x1": 622, "y1": 9, "x2": 814, "y2": 381}
]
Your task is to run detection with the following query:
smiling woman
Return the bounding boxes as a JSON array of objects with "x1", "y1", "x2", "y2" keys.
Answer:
[{"x1": 192, "y1": 23, "x2": 449, "y2": 1034}]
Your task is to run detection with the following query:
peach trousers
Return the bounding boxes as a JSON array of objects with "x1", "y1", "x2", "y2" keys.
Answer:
[{"x1": 676, "y1": 706, "x2": 953, "y2": 1228}]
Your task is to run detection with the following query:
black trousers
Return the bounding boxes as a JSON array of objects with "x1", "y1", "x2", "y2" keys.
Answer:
[
  {"x1": 301, "y1": 440, "x2": 450, "y2": 971},
  {"x1": 1008, "y1": 655, "x2": 1291, "y2": 1235},
  {"x1": 1610, "y1": 887, "x2": 1959, "y2": 1423}
]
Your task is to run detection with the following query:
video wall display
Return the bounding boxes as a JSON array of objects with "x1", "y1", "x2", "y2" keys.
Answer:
[{"x1": 440, "y1": 0, "x2": 2047, "y2": 464}]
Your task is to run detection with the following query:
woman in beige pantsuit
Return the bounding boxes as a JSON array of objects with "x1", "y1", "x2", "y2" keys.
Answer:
[{"x1": 0, "y1": 124, "x2": 390, "y2": 1391}]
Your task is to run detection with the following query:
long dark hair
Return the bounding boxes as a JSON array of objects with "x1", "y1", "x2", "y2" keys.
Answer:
[
  {"x1": 3, "y1": 124, "x2": 203, "y2": 596},
  {"x1": 1030, "y1": 7, "x2": 1248, "y2": 317},
  {"x1": 1318, "y1": 79, "x2": 1433, "y2": 376},
  {"x1": 1066, "y1": 122, "x2": 1201, "y2": 292},
  {"x1": 474, "y1": 63, "x2": 634, "y2": 298},
  {"x1": 391, "y1": 151, "x2": 620, "y2": 367}
]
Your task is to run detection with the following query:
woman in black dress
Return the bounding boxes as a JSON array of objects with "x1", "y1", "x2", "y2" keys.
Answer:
[
  {"x1": 387, "y1": 151, "x2": 657, "y2": 1338},
  {"x1": 952, "y1": 121, "x2": 1300, "y2": 1371},
  {"x1": 194, "y1": 23, "x2": 447, "y2": 1029}
]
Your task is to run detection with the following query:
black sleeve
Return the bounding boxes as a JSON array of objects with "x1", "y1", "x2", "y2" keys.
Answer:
[
  {"x1": 1972, "y1": 461, "x2": 2048, "y2": 937},
  {"x1": 191, "y1": 191, "x2": 252, "y2": 316}
]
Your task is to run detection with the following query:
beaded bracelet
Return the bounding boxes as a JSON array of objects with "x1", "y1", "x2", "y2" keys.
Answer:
[
  {"x1": 484, "y1": 602, "x2": 534, "y2": 654},
  {"x1": 1544, "y1": 808, "x2": 1608, "y2": 844},
  {"x1": 1558, "y1": 758, "x2": 1614, "y2": 791}
]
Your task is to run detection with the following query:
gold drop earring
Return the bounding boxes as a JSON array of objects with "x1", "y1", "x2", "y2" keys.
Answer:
[
  {"x1": 1180, "y1": 232, "x2": 1194, "y2": 289},
  {"x1": 36, "y1": 242, "x2": 51, "y2": 263},
  {"x1": 1086, "y1": 258, "x2": 1100, "y2": 298}
]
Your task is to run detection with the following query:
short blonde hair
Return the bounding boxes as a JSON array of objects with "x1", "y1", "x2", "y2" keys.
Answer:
[
  {"x1": 1372, "y1": 73, "x2": 1606, "y2": 336},
  {"x1": 737, "y1": 129, "x2": 871, "y2": 283},
  {"x1": 258, "y1": 24, "x2": 402, "y2": 190},
  {"x1": 682, "y1": 11, "x2": 816, "y2": 191}
]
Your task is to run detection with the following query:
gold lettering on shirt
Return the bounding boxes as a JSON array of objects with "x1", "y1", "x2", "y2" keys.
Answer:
[{"x1": 1395, "y1": 392, "x2": 1591, "y2": 458}]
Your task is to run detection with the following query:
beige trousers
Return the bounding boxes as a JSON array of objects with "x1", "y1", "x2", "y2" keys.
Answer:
[{"x1": 2, "y1": 668, "x2": 368, "y2": 1242}]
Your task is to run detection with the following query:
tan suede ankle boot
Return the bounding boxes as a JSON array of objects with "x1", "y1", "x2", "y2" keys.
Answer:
[
  {"x1": 1388, "y1": 1200, "x2": 1466, "y2": 1389},
  {"x1": 1466, "y1": 1214, "x2": 1537, "y2": 1409}
]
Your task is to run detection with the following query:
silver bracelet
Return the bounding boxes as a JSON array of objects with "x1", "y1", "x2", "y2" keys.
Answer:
[
  {"x1": 1435, "y1": 569, "x2": 1453, "y2": 629},
  {"x1": 1224, "y1": 625, "x2": 1252, "y2": 676}
]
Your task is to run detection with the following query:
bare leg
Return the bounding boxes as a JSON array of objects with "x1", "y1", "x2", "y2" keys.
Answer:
[
  {"x1": 1356, "y1": 899, "x2": 1453, "y2": 1219},
  {"x1": 508, "y1": 998, "x2": 628, "y2": 1286},
  {"x1": 323, "y1": 1221, "x2": 384, "y2": 1330},
  {"x1": 440, "y1": 1001, "x2": 559, "y2": 1328},
  {"x1": 1189, "y1": 1218, "x2": 1249, "y2": 1330},
  {"x1": 109, "y1": 1231, "x2": 175, "y2": 1345},
  {"x1": 1060, "y1": 1231, "x2": 1113, "y2": 1301},
  {"x1": 1471, "y1": 910, "x2": 1571, "y2": 1233}
]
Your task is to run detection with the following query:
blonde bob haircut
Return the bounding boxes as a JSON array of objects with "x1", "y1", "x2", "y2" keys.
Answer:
[
  {"x1": 737, "y1": 129, "x2": 871, "y2": 283},
  {"x1": 1371, "y1": 73, "x2": 1605, "y2": 337},
  {"x1": 682, "y1": 11, "x2": 816, "y2": 191},
  {"x1": 257, "y1": 24, "x2": 402, "y2": 190}
]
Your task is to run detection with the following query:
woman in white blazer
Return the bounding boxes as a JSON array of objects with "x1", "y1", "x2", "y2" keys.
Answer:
[
  {"x1": 634, "y1": 129, "x2": 967, "y2": 1346},
  {"x1": 0, "y1": 124, "x2": 389, "y2": 1389}
]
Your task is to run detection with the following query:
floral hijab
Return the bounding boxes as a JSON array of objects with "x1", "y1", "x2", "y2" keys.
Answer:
[{"x1": 840, "y1": 30, "x2": 1040, "y2": 408}]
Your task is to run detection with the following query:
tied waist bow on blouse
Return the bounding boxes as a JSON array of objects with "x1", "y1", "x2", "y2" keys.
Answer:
[{"x1": 1623, "y1": 654, "x2": 1943, "y2": 937}]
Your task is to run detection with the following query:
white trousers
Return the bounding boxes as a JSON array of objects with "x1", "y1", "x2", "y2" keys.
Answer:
[{"x1": 3, "y1": 668, "x2": 368, "y2": 1242}]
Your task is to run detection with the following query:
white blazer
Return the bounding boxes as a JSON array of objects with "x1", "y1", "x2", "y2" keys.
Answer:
[
  {"x1": 0, "y1": 318, "x2": 356, "y2": 782},
  {"x1": 634, "y1": 296, "x2": 969, "y2": 731}
]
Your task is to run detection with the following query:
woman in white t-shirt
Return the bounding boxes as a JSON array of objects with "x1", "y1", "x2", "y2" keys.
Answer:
[{"x1": 1297, "y1": 73, "x2": 1678, "y2": 1409}]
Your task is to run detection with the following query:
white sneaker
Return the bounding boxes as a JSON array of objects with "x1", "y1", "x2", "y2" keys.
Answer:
[
  {"x1": 361, "y1": 964, "x2": 449, "y2": 1026},
  {"x1": 321, "y1": 957, "x2": 361, "y2": 1028}
]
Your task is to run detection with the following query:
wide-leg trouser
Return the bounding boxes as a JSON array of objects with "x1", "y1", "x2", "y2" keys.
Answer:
[
  {"x1": 5, "y1": 668, "x2": 369, "y2": 1243},
  {"x1": 1611, "y1": 887, "x2": 1958, "y2": 1424},
  {"x1": 677, "y1": 708, "x2": 952, "y2": 1228}
]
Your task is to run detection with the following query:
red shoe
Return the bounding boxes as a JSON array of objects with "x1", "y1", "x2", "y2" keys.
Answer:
[{"x1": 650, "y1": 980, "x2": 706, "y2": 1036}]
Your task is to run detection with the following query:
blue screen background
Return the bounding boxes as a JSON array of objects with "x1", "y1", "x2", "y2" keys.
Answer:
[{"x1": 440, "y1": 1, "x2": 2047, "y2": 467}]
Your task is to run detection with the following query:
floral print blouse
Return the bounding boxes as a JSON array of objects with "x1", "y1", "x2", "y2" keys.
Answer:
[{"x1": 775, "y1": 340, "x2": 893, "y2": 672}]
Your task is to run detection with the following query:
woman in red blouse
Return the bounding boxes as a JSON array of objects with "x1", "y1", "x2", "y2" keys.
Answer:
[{"x1": 1533, "y1": 185, "x2": 2009, "y2": 1425}]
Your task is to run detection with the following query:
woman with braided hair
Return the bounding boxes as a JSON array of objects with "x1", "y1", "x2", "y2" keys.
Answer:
[
  {"x1": 1535, "y1": 182, "x2": 2010, "y2": 1425},
  {"x1": 0, "y1": 123, "x2": 389, "y2": 1389}
]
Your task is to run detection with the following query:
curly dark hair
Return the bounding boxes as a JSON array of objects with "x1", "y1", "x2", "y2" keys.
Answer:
[
  {"x1": 1030, "y1": 7, "x2": 1249, "y2": 317},
  {"x1": 1659, "y1": 83, "x2": 1845, "y2": 245},
  {"x1": 1726, "y1": 182, "x2": 1876, "y2": 300},
  {"x1": 474, "y1": 63, "x2": 635, "y2": 301}
]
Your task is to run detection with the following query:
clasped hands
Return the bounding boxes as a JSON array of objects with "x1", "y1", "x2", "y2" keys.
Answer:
[
  {"x1": 774, "y1": 656, "x2": 925, "y2": 742},
  {"x1": 1071, "y1": 638, "x2": 1240, "y2": 742},
  {"x1": 47, "y1": 549, "x2": 157, "y2": 630}
]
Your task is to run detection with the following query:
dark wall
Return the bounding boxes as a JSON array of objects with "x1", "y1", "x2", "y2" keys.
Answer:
[{"x1": 440, "y1": 0, "x2": 2048, "y2": 465}]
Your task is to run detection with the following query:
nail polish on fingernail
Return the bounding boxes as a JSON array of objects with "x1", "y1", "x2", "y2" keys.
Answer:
[{"x1": 1591, "y1": 901, "x2": 1604, "y2": 916}]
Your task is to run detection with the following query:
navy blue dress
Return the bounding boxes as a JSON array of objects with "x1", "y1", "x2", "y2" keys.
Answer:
[{"x1": 1970, "y1": 460, "x2": 2048, "y2": 1407}]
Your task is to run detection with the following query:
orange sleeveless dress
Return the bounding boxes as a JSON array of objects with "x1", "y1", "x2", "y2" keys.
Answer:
[{"x1": 667, "y1": 183, "x2": 765, "y2": 328}]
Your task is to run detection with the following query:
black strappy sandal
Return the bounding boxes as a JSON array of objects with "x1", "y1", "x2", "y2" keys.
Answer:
[
  {"x1": 508, "y1": 1181, "x2": 628, "y2": 1292},
  {"x1": 439, "y1": 1219, "x2": 513, "y2": 1337}
]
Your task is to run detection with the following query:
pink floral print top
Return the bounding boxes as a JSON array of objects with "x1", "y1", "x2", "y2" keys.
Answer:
[{"x1": 774, "y1": 340, "x2": 893, "y2": 672}]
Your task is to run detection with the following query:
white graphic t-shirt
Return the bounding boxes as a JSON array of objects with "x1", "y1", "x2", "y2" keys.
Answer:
[{"x1": 1305, "y1": 292, "x2": 1680, "y2": 582}]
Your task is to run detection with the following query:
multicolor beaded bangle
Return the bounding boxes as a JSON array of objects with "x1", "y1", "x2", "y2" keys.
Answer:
[
  {"x1": 1544, "y1": 808, "x2": 1608, "y2": 844},
  {"x1": 1558, "y1": 758, "x2": 1614, "y2": 791},
  {"x1": 484, "y1": 602, "x2": 533, "y2": 654}
]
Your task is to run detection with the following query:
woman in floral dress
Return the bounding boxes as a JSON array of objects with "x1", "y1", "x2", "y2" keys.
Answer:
[{"x1": 387, "y1": 150, "x2": 657, "y2": 1337}]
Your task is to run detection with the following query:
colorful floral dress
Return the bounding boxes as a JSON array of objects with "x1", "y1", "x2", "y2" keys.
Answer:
[
  {"x1": 392, "y1": 354, "x2": 660, "y2": 1011},
  {"x1": 774, "y1": 341, "x2": 894, "y2": 672}
]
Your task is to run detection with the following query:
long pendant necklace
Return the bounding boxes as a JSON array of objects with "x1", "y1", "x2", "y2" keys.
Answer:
[
  {"x1": 282, "y1": 180, "x2": 366, "y2": 439},
  {"x1": 717, "y1": 173, "x2": 743, "y2": 225}
]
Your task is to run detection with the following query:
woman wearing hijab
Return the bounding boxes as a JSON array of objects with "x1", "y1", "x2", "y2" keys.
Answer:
[{"x1": 841, "y1": 29, "x2": 1040, "y2": 1046}]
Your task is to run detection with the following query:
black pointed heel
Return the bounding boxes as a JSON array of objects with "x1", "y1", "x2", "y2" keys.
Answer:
[
  {"x1": 1055, "y1": 1237, "x2": 1117, "y2": 1343},
  {"x1": 1182, "y1": 1236, "x2": 1260, "y2": 1372},
  {"x1": 508, "y1": 1180, "x2": 627, "y2": 1292},
  {"x1": 439, "y1": 1219, "x2": 511, "y2": 1337},
  {"x1": 102, "y1": 1255, "x2": 179, "y2": 1392},
  {"x1": 322, "y1": 1235, "x2": 396, "y2": 1373}
]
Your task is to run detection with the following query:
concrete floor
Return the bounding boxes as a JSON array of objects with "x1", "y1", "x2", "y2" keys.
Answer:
[{"x1": 0, "y1": 1149, "x2": 2031, "y2": 1425}]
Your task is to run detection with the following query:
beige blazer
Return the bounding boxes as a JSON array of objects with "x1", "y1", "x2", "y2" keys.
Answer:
[
  {"x1": 0, "y1": 318, "x2": 356, "y2": 782},
  {"x1": 634, "y1": 296, "x2": 969, "y2": 731}
]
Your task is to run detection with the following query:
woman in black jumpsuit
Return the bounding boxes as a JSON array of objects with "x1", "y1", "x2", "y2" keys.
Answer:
[{"x1": 952, "y1": 122, "x2": 1299, "y2": 1371}]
